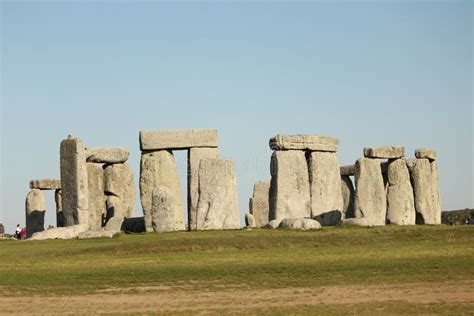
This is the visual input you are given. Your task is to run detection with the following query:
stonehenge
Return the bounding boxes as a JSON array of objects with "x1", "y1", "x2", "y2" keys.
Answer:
[{"x1": 23, "y1": 130, "x2": 443, "y2": 239}]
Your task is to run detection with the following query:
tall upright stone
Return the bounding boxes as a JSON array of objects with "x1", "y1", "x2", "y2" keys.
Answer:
[
  {"x1": 55, "y1": 189, "x2": 65, "y2": 227},
  {"x1": 187, "y1": 147, "x2": 219, "y2": 230},
  {"x1": 269, "y1": 150, "x2": 311, "y2": 221},
  {"x1": 104, "y1": 163, "x2": 135, "y2": 221},
  {"x1": 249, "y1": 180, "x2": 270, "y2": 227},
  {"x1": 196, "y1": 159, "x2": 240, "y2": 230},
  {"x1": 411, "y1": 158, "x2": 441, "y2": 224},
  {"x1": 151, "y1": 185, "x2": 176, "y2": 232},
  {"x1": 386, "y1": 158, "x2": 415, "y2": 225},
  {"x1": 353, "y1": 158, "x2": 386, "y2": 226},
  {"x1": 60, "y1": 135, "x2": 89, "y2": 227},
  {"x1": 140, "y1": 150, "x2": 184, "y2": 232},
  {"x1": 87, "y1": 163, "x2": 106, "y2": 230},
  {"x1": 25, "y1": 189, "x2": 46, "y2": 237},
  {"x1": 308, "y1": 151, "x2": 343, "y2": 225},
  {"x1": 341, "y1": 176, "x2": 355, "y2": 219}
]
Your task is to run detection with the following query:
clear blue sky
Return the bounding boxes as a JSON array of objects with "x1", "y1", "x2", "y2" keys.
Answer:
[{"x1": 1, "y1": 1, "x2": 472, "y2": 232}]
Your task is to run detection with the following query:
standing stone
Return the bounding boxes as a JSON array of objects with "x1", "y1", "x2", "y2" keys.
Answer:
[
  {"x1": 411, "y1": 159, "x2": 441, "y2": 224},
  {"x1": 25, "y1": 189, "x2": 46, "y2": 237},
  {"x1": 353, "y1": 158, "x2": 386, "y2": 226},
  {"x1": 269, "y1": 150, "x2": 311, "y2": 221},
  {"x1": 87, "y1": 163, "x2": 106, "y2": 230},
  {"x1": 104, "y1": 195, "x2": 125, "y2": 231},
  {"x1": 140, "y1": 150, "x2": 185, "y2": 232},
  {"x1": 151, "y1": 186, "x2": 176, "y2": 232},
  {"x1": 55, "y1": 189, "x2": 66, "y2": 228},
  {"x1": 196, "y1": 159, "x2": 240, "y2": 230},
  {"x1": 386, "y1": 158, "x2": 416, "y2": 225},
  {"x1": 308, "y1": 151, "x2": 343, "y2": 226},
  {"x1": 245, "y1": 213, "x2": 256, "y2": 228},
  {"x1": 249, "y1": 180, "x2": 270, "y2": 227},
  {"x1": 187, "y1": 147, "x2": 219, "y2": 230},
  {"x1": 60, "y1": 135, "x2": 89, "y2": 227},
  {"x1": 341, "y1": 176, "x2": 355, "y2": 219},
  {"x1": 104, "y1": 163, "x2": 135, "y2": 220}
]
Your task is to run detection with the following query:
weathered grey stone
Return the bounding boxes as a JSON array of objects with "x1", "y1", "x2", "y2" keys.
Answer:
[
  {"x1": 77, "y1": 230, "x2": 119, "y2": 239},
  {"x1": 269, "y1": 150, "x2": 311, "y2": 221},
  {"x1": 104, "y1": 163, "x2": 135, "y2": 219},
  {"x1": 30, "y1": 224, "x2": 87, "y2": 240},
  {"x1": 55, "y1": 189, "x2": 66, "y2": 228},
  {"x1": 411, "y1": 159, "x2": 441, "y2": 224},
  {"x1": 196, "y1": 159, "x2": 240, "y2": 230},
  {"x1": 29, "y1": 179, "x2": 61, "y2": 190},
  {"x1": 25, "y1": 189, "x2": 45, "y2": 238},
  {"x1": 269, "y1": 134, "x2": 339, "y2": 152},
  {"x1": 140, "y1": 129, "x2": 218, "y2": 151},
  {"x1": 140, "y1": 150, "x2": 185, "y2": 232},
  {"x1": 265, "y1": 219, "x2": 281, "y2": 229},
  {"x1": 341, "y1": 218, "x2": 371, "y2": 227},
  {"x1": 151, "y1": 186, "x2": 176, "y2": 232},
  {"x1": 104, "y1": 196, "x2": 125, "y2": 231},
  {"x1": 187, "y1": 147, "x2": 219, "y2": 230},
  {"x1": 406, "y1": 158, "x2": 417, "y2": 171},
  {"x1": 245, "y1": 213, "x2": 256, "y2": 228},
  {"x1": 121, "y1": 217, "x2": 146, "y2": 233},
  {"x1": 60, "y1": 135, "x2": 89, "y2": 227},
  {"x1": 85, "y1": 147, "x2": 129, "y2": 164},
  {"x1": 249, "y1": 180, "x2": 270, "y2": 227},
  {"x1": 415, "y1": 148, "x2": 437, "y2": 160},
  {"x1": 386, "y1": 159, "x2": 416, "y2": 225},
  {"x1": 308, "y1": 151, "x2": 343, "y2": 226},
  {"x1": 353, "y1": 158, "x2": 386, "y2": 226},
  {"x1": 341, "y1": 176, "x2": 355, "y2": 219},
  {"x1": 340, "y1": 165, "x2": 355, "y2": 176},
  {"x1": 279, "y1": 218, "x2": 321, "y2": 230},
  {"x1": 87, "y1": 163, "x2": 106, "y2": 230},
  {"x1": 363, "y1": 146, "x2": 405, "y2": 159}
]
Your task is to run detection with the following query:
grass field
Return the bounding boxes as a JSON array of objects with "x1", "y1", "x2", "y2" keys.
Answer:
[{"x1": 1, "y1": 225, "x2": 473, "y2": 314}]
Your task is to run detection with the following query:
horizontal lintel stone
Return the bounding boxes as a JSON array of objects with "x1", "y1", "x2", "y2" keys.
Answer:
[
  {"x1": 415, "y1": 148, "x2": 437, "y2": 160},
  {"x1": 140, "y1": 129, "x2": 218, "y2": 151},
  {"x1": 85, "y1": 147, "x2": 129, "y2": 164},
  {"x1": 29, "y1": 179, "x2": 61, "y2": 190},
  {"x1": 363, "y1": 146, "x2": 405, "y2": 159},
  {"x1": 269, "y1": 134, "x2": 339, "y2": 152}
]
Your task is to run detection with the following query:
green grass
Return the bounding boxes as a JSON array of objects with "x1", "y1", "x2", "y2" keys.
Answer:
[{"x1": 1, "y1": 225, "x2": 473, "y2": 298}]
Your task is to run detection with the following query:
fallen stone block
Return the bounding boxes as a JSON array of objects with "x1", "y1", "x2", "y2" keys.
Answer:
[
  {"x1": 85, "y1": 147, "x2": 129, "y2": 164},
  {"x1": 140, "y1": 150, "x2": 185, "y2": 232},
  {"x1": 363, "y1": 146, "x2": 405, "y2": 159},
  {"x1": 196, "y1": 159, "x2": 240, "y2": 230},
  {"x1": 279, "y1": 218, "x2": 321, "y2": 230},
  {"x1": 308, "y1": 151, "x2": 343, "y2": 226},
  {"x1": 26, "y1": 189, "x2": 46, "y2": 238},
  {"x1": 264, "y1": 219, "x2": 281, "y2": 229},
  {"x1": 140, "y1": 129, "x2": 218, "y2": 151},
  {"x1": 60, "y1": 135, "x2": 89, "y2": 227},
  {"x1": 415, "y1": 148, "x2": 437, "y2": 160},
  {"x1": 341, "y1": 176, "x2": 355, "y2": 219},
  {"x1": 30, "y1": 224, "x2": 87, "y2": 240},
  {"x1": 354, "y1": 158, "x2": 386, "y2": 226},
  {"x1": 187, "y1": 147, "x2": 219, "y2": 230},
  {"x1": 152, "y1": 186, "x2": 176, "y2": 232},
  {"x1": 245, "y1": 213, "x2": 256, "y2": 228},
  {"x1": 77, "y1": 230, "x2": 119, "y2": 239},
  {"x1": 386, "y1": 158, "x2": 416, "y2": 225},
  {"x1": 269, "y1": 150, "x2": 311, "y2": 221},
  {"x1": 269, "y1": 134, "x2": 339, "y2": 152},
  {"x1": 121, "y1": 217, "x2": 146, "y2": 233},
  {"x1": 29, "y1": 179, "x2": 61, "y2": 190},
  {"x1": 249, "y1": 180, "x2": 270, "y2": 227}
]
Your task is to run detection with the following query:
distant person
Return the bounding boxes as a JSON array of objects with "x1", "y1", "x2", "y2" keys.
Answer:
[
  {"x1": 20, "y1": 227, "x2": 27, "y2": 240},
  {"x1": 16, "y1": 224, "x2": 21, "y2": 239},
  {"x1": 0, "y1": 223, "x2": 4, "y2": 237}
]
